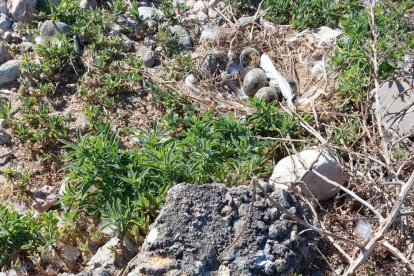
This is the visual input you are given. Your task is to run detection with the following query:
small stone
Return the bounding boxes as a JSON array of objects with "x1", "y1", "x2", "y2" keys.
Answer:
[
  {"x1": 170, "y1": 25, "x2": 192, "y2": 48},
  {"x1": 138, "y1": 7, "x2": 160, "y2": 21},
  {"x1": 0, "y1": 130, "x2": 10, "y2": 144},
  {"x1": 0, "y1": 0, "x2": 7, "y2": 14},
  {"x1": 200, "y1": 53, "x2": 218, "y2": 75},
  {"x1": 80, "y1": 0, "x2": 97, "y2": 10},
  {"x1": 0, "y1": 118, "x2": 6, "y2": 128},
  {"x1": 0, "y1": 13, "x2": 11, "y2": 31},
  {"x1": 242, "y1": 68, "x2": 267, "y2": 97},
  {"x1": 39, "y1": 20, "x2": 71, "y2": 38},
  {"x1": 193, "y1": 0, "x2": 207, "y2": 13},
  {"x1": 119, "y1": 33, "x2": 133, "y2": 52},
  {"x1": 138, "y1": 46, "x2": 155, "y2": 68},
  {"x1": 0, "y1": 60, "x2": 22, "y2": 85},
  {"x1": 197, "y1": 11, "x2": 208, "y2": 22},
  {"x1": 3, "y1": 31, "x2": 11, "y2": 42},
  {"x1": 86, "y1": 237, "x2": 119, "y2": 270},
  {"x1": 0, "y1": 45, "x2": 11, "y2": 64},
  {"x1": 62, "y1": 245, "x2": 81, "y2": 265},
  {"x1": 32, "y1": 187, "x2": 57, "y2": 213},
  {"x1": 20, "y1": 41, "x2": 34, "y2": 52},
  {"x1": 269, "y1": 148, "x2": 346, "y2": 201},
  {"x1": 255, "y1": 86, "x2": 280, "y2": 103}
]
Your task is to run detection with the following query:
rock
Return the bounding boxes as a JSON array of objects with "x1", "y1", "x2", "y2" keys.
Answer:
[
  {"x1": 80, "y1": 0, "x2": 97, "y2": 10},
  {"x1": 255, "y1": 86, "x2": 280, "y2": 103},
  {"x1": 0, "y1": 118, "x2": 6, "y2": 128},
  {"x1": 137, "y1": 46, "x2": 155, "y2": 68},
  {"x1": 32, "y1": 186, "x2": 57, "y2": 213},
  {"x1": 8, "y1": 0, "x2": 36, "y2": 23},
  {"x1": 119, "y1": 33, "x2": 133, "y2": 52},
  {"x1": 85, "y1": 237, "x2": 120, "y2": 271},
  {"x1": 269, "y1": 148, "x2": 346, "y2": 201},
  {"x1": 170, "y1": 25, "x2": 192, "y2": 48},
  {"x1": 0, "y1": 45, "x2": 11, "y2": 64},
  {"x1": 39, "y1": 20, "x2": 71, "y2": 38},
  {"x1": 373, "y1": 79, "x2": 414, "y2": 138},
  {"x1": 0, "y1": 13, "x2": 11, "y2": 32},
  {"x1": 193, "y1": 0, "x2": 207, "y2": 13},
  {"x1": 0, "y1": 130, "x2": 10, "y2": 144},
  {"x1": 20, "y1": 41, "x2": 34, "y2": 51},
  {"x1": 138, "y1": 7, "x2": 158, "y2": 21},
  {"x1": 126, "y1": 183, "x2": 313, "y2": 275},
  {"x1": 197, "y1": 11, "x2": 208, "y2": 22},
  {"x1": 0, "y1": 0, "x2": 7, "y2": 14},
  {"x1": 242, "y1": 68, "x2": 267, "y2": 97},
  {"x1": 0, "y1": 60, "x2": 22, "y2": 86},
  {"x1": 62, "y1": 245, "x2": 81, "y2": 265}
]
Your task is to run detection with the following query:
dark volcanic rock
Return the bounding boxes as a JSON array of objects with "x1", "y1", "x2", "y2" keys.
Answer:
[{"x1": 127, "y1": 183, "x2": 313, "y2": 275}]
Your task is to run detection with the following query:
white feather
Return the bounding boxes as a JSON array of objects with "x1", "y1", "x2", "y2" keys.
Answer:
[{"x1": 260, "y1": 54, "x2": 296, "y2": 107}]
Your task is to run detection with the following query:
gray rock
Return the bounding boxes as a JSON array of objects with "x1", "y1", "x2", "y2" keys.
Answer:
[
  {"x1": 255, "y1": 86, "x2": 280, "y2": 103},
  {"x1": 170, "y1": 25, "x2": 192, "y2": 48},
  {"x1": 269, "y1": 148, "x2": 346, "y2": 201},
  {"x1": 0, "y1": 13, "x2": 11, "y2": 31},
  {"x1": 8, "y1": 0, "x2": 36, "y2": 23},
  {"x1": 0, "y1": 129, "x2": 10, "y2": 144},
  {"x1": 82, "y1": 236, "x2": 136, "y2": 275},
  {"x1": 80, "y1": 0, "x2": 97, "y2": 10},
  {"x1": 243, "y1": 68, "x2": 267, "y2": 97},
  {"x1": 39, "y1": 20, "x2": 71, "y2": 38},
  {"x1": 138, "y1": 46, "x2": 155, "y2": 68},
  {"x1": 0, "y1": 60, "x2": 22, "y2": 85},
  {"x1": 0, "y1": 45, "x2": 11, "y2": 64},
  {"x1": 126, "y1": 183, "x2": 313, "y2": 275},
  {"x1": 20, "y1": 41, "x2": 34, "y2": 51},
  {"x1": 373, "y1": 79, "x2": 414, "y2": 137},
  {"x1": 0, "y1": 0, "x2": 7, "y2": 14}
]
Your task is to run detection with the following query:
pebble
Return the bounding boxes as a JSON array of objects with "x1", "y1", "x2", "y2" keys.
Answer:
[
  {"x1": 9, "y1": 0, "x2": 36, "y2": 23},
  {"x1": 0, "y1": 130, "x2": 10, "y2": 144},
  {"x1": 80, "y1": 0, "x2": 97, "y2": 10},
  {"x1": 138, "y1": 46, "x2": 156, "y2": 67},
  {"x1": 61, "y1": 245, "x2": 81, "y2": 265},
  {"x1": 0, "y1": 60, "x2": 22, "y2": 86},
  {"x1": 170, "y1": 25, "x2": 192, "y2": 48},
  {"x1": 242, "y1": 68, "x2": 267, "y2": 97},
  {"x1": 39, "y1": 20, "x2": 71, "y2": 38},
  {"x1": 0, "y1": 13, "x2": 11, "y2": 31},
  {"x1": 0, "y1": 0, "x2": 6, "y2": 14}
]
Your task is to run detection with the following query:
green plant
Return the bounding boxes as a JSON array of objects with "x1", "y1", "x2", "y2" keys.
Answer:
[
  {"x1": 0, "y1": 100, "x2": 16, "y2": 126},
  {"x1": 0, "y1": 205, "x2": 59, "y2": 267},
  {"x1": 263, "y1": 0, "x2": 292, "y2": 24},
  {"x1": 330, "y1": 1, "x2": 414, "y2": 110}
]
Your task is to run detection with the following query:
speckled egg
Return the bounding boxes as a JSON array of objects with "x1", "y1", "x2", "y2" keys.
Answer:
[
  {"x1": 255, "y1": 86, "x2": 280, "y2": 103},
  {"x1": 242, "y1": 68, "x2": 267, "y2": 97}
]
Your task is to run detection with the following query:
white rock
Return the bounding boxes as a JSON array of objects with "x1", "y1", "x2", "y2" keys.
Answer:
[
  {"x1": 86, "y1": 237, "x2": 119, "y2": 270},
  {"x1": 193, "y1": 0, "x2": 207, "y2": 13},
  {"x1": 0, "y1": 118, "x2": 6, "y2": 128},
  {"x1": 0, "y1": 60, "x2": 22, "y2": 86},
  {"x1": 20, "y1": 41, "x2": 34, "y2": 51},
  {"x1": 80, "y1": 0, "x2": 97, "y2": 10},
  {"x1": 269, "y1": 148, "x2": 346, "y2": 201},
  {"x1": 0, "y1": 13, "x2": 11, "y2": 31},
  {"x1": 138, "y1": 7, "x2": 157, "y2": 21},
  {"x1": 197, "y1": 11, "x2": 208, "y2": 22},
  {"x1": 373, "y1": 79, "x2": 414, "y2": 138},
  {"x1": 199, "y1": 29, "x2": 218, "y2": 44}
]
